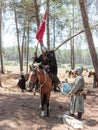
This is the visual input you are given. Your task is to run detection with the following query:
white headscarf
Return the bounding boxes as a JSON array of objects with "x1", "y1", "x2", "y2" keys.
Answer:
[
  {"x1": 42, "y1": 46, "x2": 48, "y2": 52},
  {"x1": 74, "y1": 66, "x2": 83, "y2": 74}
]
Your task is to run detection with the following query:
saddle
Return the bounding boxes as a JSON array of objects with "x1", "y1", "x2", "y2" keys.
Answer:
[{"x1": 38, "y1": 64, "x2": 54, "y2": 84}]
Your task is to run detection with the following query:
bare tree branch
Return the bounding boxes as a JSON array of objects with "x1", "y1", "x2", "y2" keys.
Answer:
[{"x1": 54, "y1": 23, "x2": 98, "y2": 51}]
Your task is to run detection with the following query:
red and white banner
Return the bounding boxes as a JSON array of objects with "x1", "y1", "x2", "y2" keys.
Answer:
[{"x1": 36, "y1": 11, "x2": 47, "y2": 43}]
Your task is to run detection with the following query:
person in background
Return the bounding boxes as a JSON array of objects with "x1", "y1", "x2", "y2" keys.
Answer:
[
  {"x1": 17, "y1": 72, "x2": 26, "y2": 92},
  {"x1": 88, "y1": 71, "x2": 98, "y2": 88},
  {"x1": 68, "y1": 66, "x2": 85, "y2": 120},
  {"x1": 93, "y1": 73, "x2": 97, "y2": 88},
  {"x1": 34, "y1": 46, "x2": 61, "y2": 92}
]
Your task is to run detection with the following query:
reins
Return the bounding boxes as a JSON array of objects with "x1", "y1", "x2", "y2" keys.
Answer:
[
  {"x1": 28, "y1": 68, "x2": 48, "y2": 90},
  {"x1": 38, "y1": 70, "x2": 47, "y2": 88}
]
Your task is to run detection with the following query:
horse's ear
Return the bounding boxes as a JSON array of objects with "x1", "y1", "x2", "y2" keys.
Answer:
[{"x1": 38, "y1": 64, "x2": 43, "y2": 69}]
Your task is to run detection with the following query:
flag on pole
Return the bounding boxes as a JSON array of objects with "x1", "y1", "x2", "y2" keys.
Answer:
[{"x1": 36, "y1": 11, "x2": 47, "y2": 43}]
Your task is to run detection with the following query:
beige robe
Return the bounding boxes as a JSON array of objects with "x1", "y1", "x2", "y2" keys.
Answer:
[{"x1": 69, "y1": 74, "x2": 85, "y2": 114}]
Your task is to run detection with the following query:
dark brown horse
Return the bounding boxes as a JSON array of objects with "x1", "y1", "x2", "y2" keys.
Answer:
[
  {"x1": 88, "y1": 71, "x2": 96, "y2": 77},
  {"x1": 66, "y1": 70, "x2": 77, "y2": 78},
  {"x1": 29, "y1": 66, "x2": 53, "y2": 117},
  {"x1": 88, "y1": 71, "x2": 98, "y2": 88}
]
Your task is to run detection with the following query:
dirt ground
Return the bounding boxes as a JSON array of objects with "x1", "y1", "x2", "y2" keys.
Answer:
[{"x1": 0, "y1": 66, "x2": 98, "y2": 130}]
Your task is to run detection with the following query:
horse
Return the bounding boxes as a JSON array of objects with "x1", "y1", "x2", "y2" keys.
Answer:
[
  {"x1": 29, "y1": 66, "x2": 53, "y2": 117},
  {"x1": 88, "y1": 71, "x2": 97, "y2": 77},
  {"x1": 88, "y1": 71, "x2": 98, "y2": 88},
  {"x1": 83, "y1": 68, "x2": 88, "y2": 72},
  {"x1": 66, "y1": 70, "x2": 77, "y2": 78}
]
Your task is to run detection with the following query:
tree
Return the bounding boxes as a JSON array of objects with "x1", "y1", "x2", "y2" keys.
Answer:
[
  {"x1": 79, "y1": 0, "x2": 98, "y2": 79},
  {"x1": 70, "y1": 2, "x2": 75, "y2": 70},
  {"x1": 46, "y1": 0, "x2": 50, "y2": 50},
  {"x1": 0, "y1": 79, "x2": 2, "y2": 87},
  {"x1": 13, "y1": 4, "x2": 23, "y2": 72},
  {"x1": 8, "y1": 0, "x2": 39, "y2": 73},
  {"x1": 0, "y1": 3, "x2": 4, "y2": 74}
]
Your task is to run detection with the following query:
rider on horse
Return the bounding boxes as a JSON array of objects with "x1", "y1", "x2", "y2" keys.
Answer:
[{"x1": 33, "y1": 46, "x2": 61, "y2": 92}]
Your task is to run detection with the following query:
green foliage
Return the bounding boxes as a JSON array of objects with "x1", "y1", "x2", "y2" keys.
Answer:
[
  {"x1": 87, "y1": 66, "x2": 94, "y2": 70},
  {"x1": 57, "y1": 62, "x2": 64, "y2": 68},
  {"x1": 3, "y1": 46, "x2": 93, "y2": 66},
  {"x1": 4, "y1": 61, "x2": 18, "y2": 66}
]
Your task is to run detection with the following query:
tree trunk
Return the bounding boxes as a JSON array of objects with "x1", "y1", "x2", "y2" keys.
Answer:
[
  {"x1": 46, "y1": 0, "x2": 50, "y2": 50},
  {"x1": 71, "y1": 4, "x2": 75, "y2": 70},
  {"x1": 0, "y1": 6, "x2": 4, "y2": 74},
  {"x1": 14, "y1": 7, "x2": 23, "y2": 72},
  {"x1": 33, "y1": 0, "x2": 43, "y2": 47},
  {"x1": 33, "y1": 0, "x2": 40, "y2": 28},
  {"x1": 0, "y1": 79, "x2": 2, "y2": 87},
  {"x1": 21, "y1": 27, "x2": 26, "y2": 65},
  {"x1": 53, "y1": 15, "x2": 55, "y2": 49},
  {"x1": 79, "y1": 0, "x2": 98, "y2": 79},
  {"x1": 70, "y1": 39, "x2": 75, "y2": 70},
  {"x1": 26, "y1": 22, "x2": 30, "y2": 73}
]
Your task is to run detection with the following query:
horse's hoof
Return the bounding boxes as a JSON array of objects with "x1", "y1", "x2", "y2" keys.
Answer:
[
  {"x1": 47, "y1": 115, "x2": 49, "y2": 117},
  {"x1": 39, "y1": 106, "x2": 41, "y2": 109},
  {"x1": 34, "y1": 92, "x2": 36, "y2": 95},
  {"x1": 39, "y1": 103, "x2": 42, "y2": 109},
  {"x1": 41, "y1": 111, "x2": 45, "y2": 117}
]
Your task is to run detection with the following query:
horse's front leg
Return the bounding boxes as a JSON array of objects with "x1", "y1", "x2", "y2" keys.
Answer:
[
  {"x1": 46, "y1": 100, "x2": 49, "y2": 117},
  {"x1": 41, "y1": 98, "x2": 45, "y2": 117},
  {"x1": 46, "y1": 94, "x2": 50, "y2": 117},
  {"x1": 39, "y1": 102, "x2": 42, "y2": 109},
  {"x1": 33, "y1": 87, "x2": 36, "y2": 95}
]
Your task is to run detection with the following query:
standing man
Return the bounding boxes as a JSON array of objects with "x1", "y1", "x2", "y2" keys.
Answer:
[
  {"x1": 93, "y1": 73, "x2": 97, "y2": 88},
  {"x1": 69, "y1": 66, "x2": 85, "y2": 120}
]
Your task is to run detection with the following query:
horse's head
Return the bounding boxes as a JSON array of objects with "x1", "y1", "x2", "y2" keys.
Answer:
[
  {"x1": 28, "y1": 67, "x2": 38, "y2": 83},
  {"x1": 28, "y1": 65, "x2": 45, "y2": 84}
]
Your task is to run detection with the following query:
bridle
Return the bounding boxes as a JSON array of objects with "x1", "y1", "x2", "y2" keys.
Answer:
[{"x1": 28, "y1": 70, "x2": 38, "y2": 88}]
